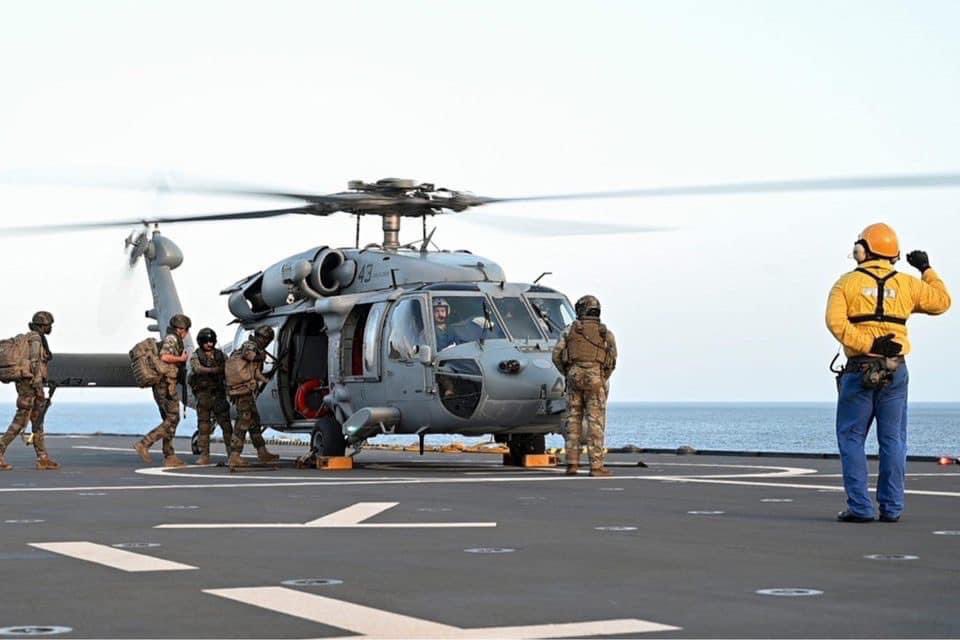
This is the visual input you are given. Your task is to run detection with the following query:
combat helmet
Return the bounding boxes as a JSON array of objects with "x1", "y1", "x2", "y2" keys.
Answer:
[
  {"x1": 574, "y1": 295, "x2": 601, "y2": 319},
  {"x1": 197, "y1": 327, "x2": 217, "y2": 344},
  {"x1": 253, "y1": 325, "x2": 275, "y2": 345},
  {"x1": 29, "y1": 310, "x2": 54, "y2": 333},
  {"x1": 169, "y1": 313, "x2": 192, "y2": 330}
]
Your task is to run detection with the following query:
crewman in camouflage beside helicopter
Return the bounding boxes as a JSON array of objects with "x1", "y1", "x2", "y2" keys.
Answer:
[
  {"x1": 225, "y1": 326, "x2": 279, "y2": 467},
  {"x1": 0, "y1": 311, "x2": 59, "y2": 471},
  {"x1": 552, "y1": 295, "x2": 617, "y2": 477},
  {"x1": 134, "y1": 313, "x2": 191, "y2": 467},
  {"x1": 189, "y1": 327, "x2": 233, "y2": 465}
]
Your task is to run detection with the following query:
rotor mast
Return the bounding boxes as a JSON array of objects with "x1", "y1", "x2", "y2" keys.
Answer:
[{"x1": 381, "y1": 212, "x2": 401, "y2": 251}]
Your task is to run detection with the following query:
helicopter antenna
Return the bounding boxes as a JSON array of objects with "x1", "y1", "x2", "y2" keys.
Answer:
[{"x1": 534, "y1": 271, "x2": 552, "y2": 284}]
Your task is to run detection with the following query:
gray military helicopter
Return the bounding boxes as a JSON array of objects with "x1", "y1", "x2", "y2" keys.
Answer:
[{"x1": 8, "y1": 173, "x2": 960, "y2": 462}]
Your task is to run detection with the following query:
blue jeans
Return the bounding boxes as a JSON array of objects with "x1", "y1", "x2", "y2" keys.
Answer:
[{"x1": 835, "y1": 362, "x2": 909, "y2": 518}]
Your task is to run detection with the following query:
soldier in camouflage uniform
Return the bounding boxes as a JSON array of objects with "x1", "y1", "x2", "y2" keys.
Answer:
[
  {"x1": 0, "y1": 311, "x2": 59, "y2": 471},
  {"x1": 189, "y1": 327, "x2": 233, "y2": 465},
  {"x1": 552, "y1": 295, "x2": 617, "y2": 477},
  {"x1": 227, "y1": 326, "x2": 279, "y2": 468},
  {"x1": 134, "y1": 314, "x2": 191, "y2": 467}
]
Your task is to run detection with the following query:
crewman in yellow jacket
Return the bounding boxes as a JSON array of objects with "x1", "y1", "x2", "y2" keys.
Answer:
[{"x1": 826, "y1": 223, "x2": 950, "y2": 523}]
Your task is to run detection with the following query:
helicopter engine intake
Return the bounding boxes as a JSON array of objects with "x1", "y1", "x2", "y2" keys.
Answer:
[{"x1": 225, "y1": 247, "x2": 358, "y2": 319}]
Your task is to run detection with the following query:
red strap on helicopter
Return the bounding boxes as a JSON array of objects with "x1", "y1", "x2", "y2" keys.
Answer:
[{"x1": 294, "y1": 379, "x2": 330, "y2": 420}]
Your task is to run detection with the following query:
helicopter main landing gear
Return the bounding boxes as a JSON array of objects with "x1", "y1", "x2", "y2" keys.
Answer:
[{"x1": 295, "y1": 416, "x2": 349, "y2": 469}]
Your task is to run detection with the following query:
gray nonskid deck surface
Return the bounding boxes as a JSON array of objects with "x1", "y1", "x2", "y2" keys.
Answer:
[{"x1": 1, "y1": 435, "x2": 958, "y2": 638}]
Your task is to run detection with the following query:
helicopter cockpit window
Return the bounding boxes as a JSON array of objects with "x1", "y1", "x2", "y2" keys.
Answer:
[
  {"x1": 491, "y1": 297, "x2": 543, "y2": 341},
  {"x1": 433, "y1": 295, "x2": 506, "y2": 352},
  {"x1": 387, "y1": 298, "x2": 427, "y2": 362},
  {"x1": 527, "y1": 297, "x2": 576, "y2": 339}
]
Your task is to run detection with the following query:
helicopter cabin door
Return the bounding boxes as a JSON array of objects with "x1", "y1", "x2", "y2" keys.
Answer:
[{"x1": 381, "y1": 295, "x2": 434, "y2": 414}]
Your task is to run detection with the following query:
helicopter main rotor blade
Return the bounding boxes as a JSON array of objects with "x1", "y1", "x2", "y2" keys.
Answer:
[
  {"x1": 483, "y1": 173, "x2": 960, "y2": 205},
  {"x1": 456, "y1": 213, "x2": 672, "y2": 237},
  {"x1": 0, "y1": 206, "x2": 318, "y2": 235}
]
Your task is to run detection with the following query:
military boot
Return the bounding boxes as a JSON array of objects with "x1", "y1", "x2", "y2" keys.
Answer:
[
  {"x1": 589, "y1": 467, "x2": 612, "y2": 477},
  {"x1": 227, "y1": 452, "x2": 247, "y2": 468},
  {"x1": 257, "y1": 446, "x2": 280, "y2": 463},
  {"x1": 0, "y1": 451, "x2": 11, "y2": 471},
  {"x1": 195, "y1": 454, "x2": 212, "y2": 465},
  {"x1": 134, "y1": 441, "x2": 153, "y2": 464},
  {"x1": 565, "y1": 464, "x2": 580, "y2": 476},
  {"x1": 35, "y1": 454, "x2": 60, "y2": 470},
  {"x1": 163, "y1": 455, "x2": 186, "y2": 468}
]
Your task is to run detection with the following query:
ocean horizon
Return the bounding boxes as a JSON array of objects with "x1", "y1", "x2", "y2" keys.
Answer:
[{"x1": 12, "y1": 400, "x2": 958, "y2": 457}]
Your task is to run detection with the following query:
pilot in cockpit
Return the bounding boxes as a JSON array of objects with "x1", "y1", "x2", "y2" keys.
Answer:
[{"x1": 433, "y1": 298, "x2": 456, "y2": 351}]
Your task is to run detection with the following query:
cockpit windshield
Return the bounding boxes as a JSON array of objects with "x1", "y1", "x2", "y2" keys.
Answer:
[
  {"x1": 432, "y1": 295, "x2": 506, "y2": 351},
  {"x1": 527, "y1": 296, "x2": 576, "y2": 339},
  {"x1": 491, "y1": 296, "x2": 543, "y2": 341}
]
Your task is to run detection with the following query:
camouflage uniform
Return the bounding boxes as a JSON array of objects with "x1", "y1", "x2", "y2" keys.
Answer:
[
  {"x1": 189, "y1": 347, "x2": 233, "y2": 461},
  {"x1": 228, "y1": 339, "x2": 270, "y2": 461},
  {"x1": 552, "y1": 304, "x2": 617, "y2": 472},
  {"x1": 140, "y1": 333, "x2": 185, "y2": 458},
  {"x1": 0, "y1": 331, "x2": 54, "y2": 465}
]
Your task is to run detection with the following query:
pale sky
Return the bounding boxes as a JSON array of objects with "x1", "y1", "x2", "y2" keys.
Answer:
[{"x1": 1, "y1": 0, "x2": 958, "y2": 403}]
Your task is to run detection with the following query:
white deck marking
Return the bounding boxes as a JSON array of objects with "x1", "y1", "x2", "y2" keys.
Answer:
[
  {"x1": 29, "y1": 542, "x2": 196, "y2": 572},
  {"x1": 7, "y1": 456, "x2": 958, "y2": 499},
  {"x1": 304, "y1": 502, "x2": 397, "y2": 525},
  {"x1": 204, "y1": 586, "x2": 680, "y2": 638},
  {"x1": 155, "y1": 501, "x2": 496, "y2": 529}
]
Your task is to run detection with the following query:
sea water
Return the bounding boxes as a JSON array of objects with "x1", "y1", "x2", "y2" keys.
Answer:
[{"x1": 30, "y1": 401, "x2": 960, "y2": 456}]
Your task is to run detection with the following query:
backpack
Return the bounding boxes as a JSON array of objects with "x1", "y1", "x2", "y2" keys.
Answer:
[
  {"x1": 224, "y1": 350, "x2": 256, "y2": 395},
  {"x1": 129, "y1": 338, "x2": 164, "y2": 388},
  {"x1": 0, "y1": 334, "x2": 32, "y2": 383}
]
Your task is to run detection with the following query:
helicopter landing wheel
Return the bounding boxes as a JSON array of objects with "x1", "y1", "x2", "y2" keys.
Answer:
[
  {"x1": 311, "y1": 416, "x2": 347, "y2": 458},
  {"x1": 507, "y1": 434, "x2": 545, "y2": 466},
  {"x1": 190, "y1": 430, "x2": 201, "y2": 455}
]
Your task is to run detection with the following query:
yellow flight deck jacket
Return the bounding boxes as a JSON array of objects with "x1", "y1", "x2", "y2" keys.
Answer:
[{"x1": 826, "y1": 259, "x2": 951, "y2": 357}]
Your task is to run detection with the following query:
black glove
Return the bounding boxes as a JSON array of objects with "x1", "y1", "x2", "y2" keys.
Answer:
[
  {"x1": 906, "y1": 250, "x2": 930, "y2": 274},
  {"x1": 870, "y1": 333, "x2": 903, "y2": 357}
]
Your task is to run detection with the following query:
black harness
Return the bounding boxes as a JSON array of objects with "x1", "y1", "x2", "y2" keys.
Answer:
[{"x1": 848, "y1": 268, "x2": 906, "y2": 325}]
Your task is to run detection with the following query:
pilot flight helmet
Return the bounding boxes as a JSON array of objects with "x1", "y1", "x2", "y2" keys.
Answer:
[
  {"x1": 253, "y1": 325, "x2": 275, "y2": 345},
  {"x1": 857, "y1": 223, "x2": 900, "y2": 260},
  {"x1": 575, "y1": 295, "x2": 601, "y2": 319},
  {"x1": 29, "y1": 310, "x2": 54, "y2": 333},
  {"x1": 197, "y1": 327, "x2": 217, "y2": 345},
  {"x1": 433, "y1": 297, "x2": 450, "y2": 319},
  {"x1": 169, "y1": 314, "x2": 192, "y2": 330}
]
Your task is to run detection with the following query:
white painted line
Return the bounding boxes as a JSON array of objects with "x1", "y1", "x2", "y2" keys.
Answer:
[
  {"x1": 306, "y1": 502, "x2": 397, "y2": 526},
  {"x1": 660, "y1": 477, "x2": 960, "y2": 498},
  {"x1": 205, "y1": 587, "x2": 460, "y2": 638},
  {"x1": 460, "y1": 620, "x2": 681, "y2": 639},
  {"x1": 29, "y1": 542, "x2": 196, "y2": 572},
  {"x1": 204, "y1": 587, "x2": 680, "y2": 638},
  {"x1": 155, "y1": 501, "x2": 496, "y2": 529}
]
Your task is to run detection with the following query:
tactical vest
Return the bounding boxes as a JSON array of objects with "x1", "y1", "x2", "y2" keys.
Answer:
[
  {"x1": 848, "y1": 268, "x2": 907, "y2": 325},
  {"x1": 566, "y1": 319, "x2": 609, "y2": 366},
  {"x1": 189, "y1": 348, "x2": 226, "y2": 393}
]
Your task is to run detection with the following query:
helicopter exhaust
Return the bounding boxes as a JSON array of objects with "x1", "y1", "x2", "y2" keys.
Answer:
[{"x1": 224, "y1": 247, "x2": 358, "y2": 320}]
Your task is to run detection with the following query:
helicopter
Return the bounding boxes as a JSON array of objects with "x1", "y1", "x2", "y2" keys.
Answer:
[{"x1": 7, "y1": 172, "x2": 960, "y2": 463}]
